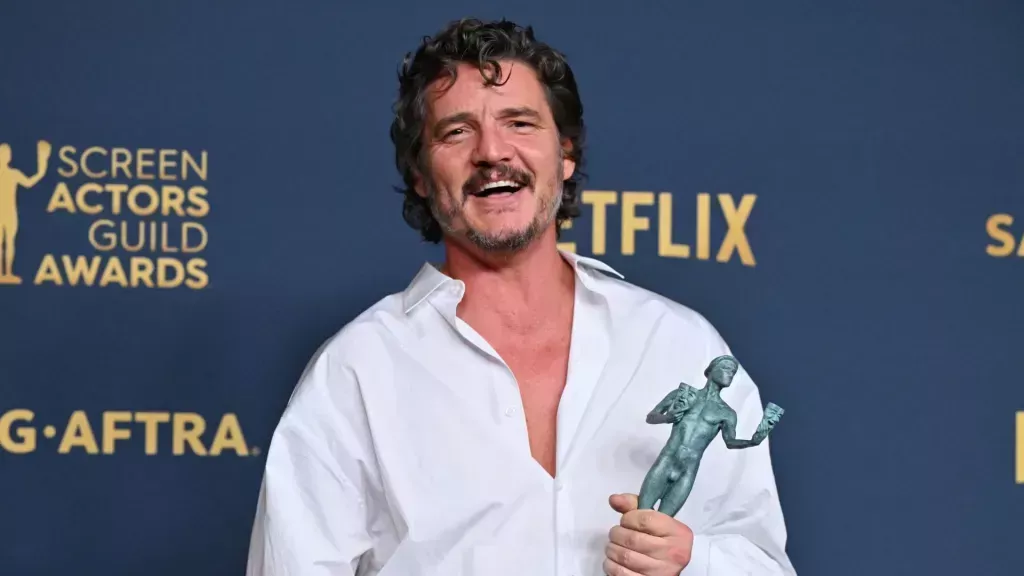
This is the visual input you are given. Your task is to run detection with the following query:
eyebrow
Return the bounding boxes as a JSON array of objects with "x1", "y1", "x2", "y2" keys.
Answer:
[
  {"x1": 432, "y1": 107, "x2": 544, "y2": 137},
  {"x1": 498, "y1": 106, "x2": 542, "y2": 121}
]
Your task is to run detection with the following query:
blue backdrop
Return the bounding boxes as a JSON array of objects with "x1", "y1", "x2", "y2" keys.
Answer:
[{"x1": 1, "y1": 1, "x2": 1022, "y2": 574}]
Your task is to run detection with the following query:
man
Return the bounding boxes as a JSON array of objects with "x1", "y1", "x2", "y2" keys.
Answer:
[{"x1": 247, "y1": 18, "x2": 795, "y2": 576}]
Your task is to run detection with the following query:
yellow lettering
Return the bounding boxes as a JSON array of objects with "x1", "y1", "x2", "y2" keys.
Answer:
[
  {"x1": 102, "y1": 411, "x2": 133, "y2": 454},
  {"x1": 717, "y1": 194, "x2": 756, "y2": 266},
  {"x1": 181, "y1": 222, "x2": 208, "y2": 253},
  {"x1": 132, "y1": 257, "x2": 155, "y2": 287},
  {"x1": 137, "y1": 148, "x2": 156, "y2": 180},
  {"x1": 209, "y1": 414, "x2": 249, "y2": 456},
  {"x1": 986, "y1": 214, "x2": 1016, "y2": 257},
  {"x1": 657, "y1": 192, "x2": 689, "y2": 258},
  {"x1": 54, "y1": 147, "x2": 206, "y2": 181},
  {"x1": 187, "y1": 186, "x2": 209, "y2": 217},
  {"x1": 81, "y1": 146, "x2": 108, "y2": 178},
  {"x1": 162, "y1": 185, "x2": 186, "y2": 216},
  {"x1": 127, "y1": 185, "x2": 159, "y2": 216},
  {"x1": 696, "y1": 193, "x2": 710, "y2": 260},
  {"x1": 58, "y1": 411, "x2": 99, "y2": 454},
  {"x1": 46, "y1": 182, "x2": 77, "y2": 213},
  {"x1": 1018, "y1": 412, "x2": 1024, "y2": 484},
  {"x1": 98, "y1": 256, "x2": 129, "y2": 287},
  {"x1": 159, "y1": 150, "x2": 178, "y2": 181},
  {"x1": 182, "y1": 150, "x2": 208, "y2": 181},
  {"x1": 173, "y1": 413, "x2": 207, "y2": 456},
  {"x1": 0, "y1": 409, "x2": 36, "y2": 454},
  {"x1": 89, "y1": 220, "x2": 117, "y2": 251},
  {"x1": 186, "y1": 259, "x2": 209, "y2": 290},
  {"x1": 33, "y1": 254, "x2": 64, "y2": 285},
  {"x1": 111, "y1": 148, "x2": 132, "y2": 179},
  {"x1": 57, "y1": 146, "x2": 78, "y2": 178},
  {"x1": 621, "y1": 192, "x2": 655, "y2": 255},
  {"x1": 159, "y1": 222, "x2": 178, "y2": 253},
  {"x1": 135, "y1": 412, "x2": 171, "y2": 455},
  {"x1": 106, "y1": 184, "x2": 128, "y2": 214},
  {"x1": 157, "y1": 258, "x2": 185, "y2": 288},
  {"x1": 582, "y1": 191, "x2": 617, "y2": 255},
  {"x1": 63, "y1": 255, "x2": 103, "y2": 286},
  {"x1": 75, "y1": 183, "x2": 104, "y2": 215},
  {"x1": 35, "y1": 255, "x2": 205, "y2": 288}
]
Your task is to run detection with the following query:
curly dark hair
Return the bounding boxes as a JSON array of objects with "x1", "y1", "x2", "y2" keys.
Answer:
[{"x1": 389, "y1": 18, "x2": 586, "y2": 243}]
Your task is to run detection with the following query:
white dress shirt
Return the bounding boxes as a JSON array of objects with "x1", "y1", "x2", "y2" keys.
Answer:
[{"x1": 246, "y1": 250, "x2": 796, "y2": 576}]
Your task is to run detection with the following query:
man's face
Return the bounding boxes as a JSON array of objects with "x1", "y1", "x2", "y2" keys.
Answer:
[
  {"x1": 415, "y1": 60, "x2": 575, "y2": 252},
  {"x1": 0, "y1": 145, "x2": 10, "y2": 168},
  {"x1": 710, "y1": 361, "x2": 737, "y2": 387}
]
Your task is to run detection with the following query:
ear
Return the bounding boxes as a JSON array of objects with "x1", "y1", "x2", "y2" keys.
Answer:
[
  {"x1": 412, "y1": 170, "x2": 428, "y2": 199},
  {"x1": 560, "y1": 138, "x2": 576, "y2": 181}
]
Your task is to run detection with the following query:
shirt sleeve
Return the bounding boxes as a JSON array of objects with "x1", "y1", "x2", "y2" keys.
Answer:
[
  {"x1": 681, "y1": 325, "x2": 798, "y2": 576},
  {"x1": 245, "y1": 346, "x2": 389, "y2": 576}
]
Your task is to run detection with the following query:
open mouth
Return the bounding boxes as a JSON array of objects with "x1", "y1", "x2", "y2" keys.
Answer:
[{"x1": 470, "y1": 180, "x2": 525, "y2": 198}]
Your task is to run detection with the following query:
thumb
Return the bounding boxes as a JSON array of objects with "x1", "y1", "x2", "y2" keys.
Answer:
[{"x1": 609, "y1": 493, "x2": 639, "y2": 514}]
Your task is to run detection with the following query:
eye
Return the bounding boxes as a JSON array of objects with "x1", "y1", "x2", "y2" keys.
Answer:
[{"x1": 439, "y1": 127, "x2": 471, "y2": 144}]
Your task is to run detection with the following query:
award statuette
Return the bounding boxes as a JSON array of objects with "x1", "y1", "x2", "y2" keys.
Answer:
[{"x1": 637, "y1": 354, "x2": 784, "y2": 517}]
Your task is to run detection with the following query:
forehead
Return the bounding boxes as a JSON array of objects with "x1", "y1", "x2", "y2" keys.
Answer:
[{"x1": 425, "y1": 60, "x2": 551, "y2": 121}]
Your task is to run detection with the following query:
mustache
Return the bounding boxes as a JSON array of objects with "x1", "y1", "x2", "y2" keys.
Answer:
[{"x1": 462, "y1": 163, "x2": 534, "y2": 196}]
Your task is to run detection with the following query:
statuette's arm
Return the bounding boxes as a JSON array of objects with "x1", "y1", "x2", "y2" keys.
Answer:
[
  {"x1": 721, "y1": 413, "x2": 761, "y2": 449},
  {"x1": 722, "y1": 403, "x2": 783, "y2": 449},
  {"x1": 645, "y1": 389, "x2": 683, "y2": 424}
]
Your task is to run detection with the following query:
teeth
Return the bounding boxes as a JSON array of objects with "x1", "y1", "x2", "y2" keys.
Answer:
[{"x1": 480, "y1": 180, "x2": 520, "y2": 192}]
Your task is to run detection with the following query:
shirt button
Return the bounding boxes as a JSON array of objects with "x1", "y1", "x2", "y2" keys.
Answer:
[
  {"x1": 504, "y1": 407, "x2": 517, "y2": 417},
  {"x1": 555, "y1": 479, "x2": 564, "y2": 491}
]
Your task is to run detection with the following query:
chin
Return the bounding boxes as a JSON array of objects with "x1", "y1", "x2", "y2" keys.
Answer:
[{"x1": 471, "y1": 215, "x2": 534, "y2": 235}]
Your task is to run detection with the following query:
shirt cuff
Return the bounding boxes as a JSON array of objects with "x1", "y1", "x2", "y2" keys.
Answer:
[{"x1": 681, "y1": 533, "x2": 710, "y2": 576}]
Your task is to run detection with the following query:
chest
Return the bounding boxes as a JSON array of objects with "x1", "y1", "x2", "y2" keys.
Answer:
[
  {"x1": 490, "y1": 333, "x2": 570, "y2": 406},
  {"x1": 684, "y1": 397, "x2": 728, "y2": 426}
]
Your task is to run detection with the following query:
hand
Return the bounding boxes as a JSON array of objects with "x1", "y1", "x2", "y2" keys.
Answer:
[
  {"x1": 669, "y1": 404, "x2": 687, "y2": 423},
  {"x1": 751, "y1": 429, "x2": 767, "y2": 445},
  {"x1": 37, "y1": 140, "x2": 52, "y2": 160},
  {"x1": 605, "y1": 493, "x2": 693, "y2": 575},
  {"x1": 753, "y1": 417, "x2": 777, "y2": 443}
]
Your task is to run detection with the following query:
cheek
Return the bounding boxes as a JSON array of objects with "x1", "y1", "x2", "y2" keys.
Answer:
[
  {"x1": 428, "y1": 149, "x2": 470, "y2": 186},
  {"x1": 517, "y1": 140, "x2": 561, "y2": 171}
]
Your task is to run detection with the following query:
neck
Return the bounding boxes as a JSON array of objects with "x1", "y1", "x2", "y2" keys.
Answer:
[
  {"x1": 704, "y1": 380, "x2": 722, "y2": 399},
  {"x1": 441, "y1": 226, "x2": 574, "y2": 334}
]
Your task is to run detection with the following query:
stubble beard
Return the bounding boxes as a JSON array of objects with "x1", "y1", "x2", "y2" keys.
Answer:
[{"x1": 427, "y1": 162, "x2": 564, "y2": 254}]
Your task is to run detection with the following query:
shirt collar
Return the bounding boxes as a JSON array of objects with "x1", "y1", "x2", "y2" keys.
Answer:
[{"x1": 401, "y1": 249, "x2": 623, "y2": 314}]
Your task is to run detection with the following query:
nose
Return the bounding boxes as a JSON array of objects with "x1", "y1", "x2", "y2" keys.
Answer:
[{"x1": 471, "y1": 122, "x2": 513, "y2": 166}]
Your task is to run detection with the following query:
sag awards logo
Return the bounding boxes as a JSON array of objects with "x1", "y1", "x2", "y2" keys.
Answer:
[
  {"x1": 0, "y1": 409, "x2": 258, "y2": 457},
  {"x1": 985, "y1": 213, "x2": 1023, "y2": 258},
  {"x1": 0, "y1": 139, "x2": 209, "y2": 288},
  {"x1": 556, "y1": 191, "x2": 757, "y2": 266}
]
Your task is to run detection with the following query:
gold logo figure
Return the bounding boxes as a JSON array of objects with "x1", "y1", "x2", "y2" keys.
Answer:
[{"x1": 0, "y1": 140, "x2": 50, "y2": 285}]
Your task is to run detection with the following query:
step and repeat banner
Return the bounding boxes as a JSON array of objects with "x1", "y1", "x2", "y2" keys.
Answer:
[{"x1": 1, "y1": 1, "x2": 1022, "y2": 575}]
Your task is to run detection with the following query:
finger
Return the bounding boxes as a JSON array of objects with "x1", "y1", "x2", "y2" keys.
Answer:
[
  {"x1": 608, "y1": 525, "x2": 662, "y2": 556},
  {"x1": 602, "y1": 558, "x2": 643, "y2": 576},
  {"x1": 609, "y1": 493, "x2": 639, "y2": 514},
  {"x1": 620, "y1": 508, "x2": 678, "y2": 537},
  {"x1": 605, "y1": 541, "x2": 662, "y2": 574}
]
